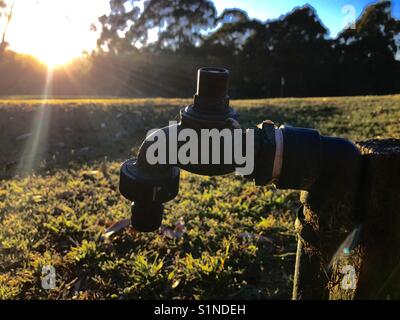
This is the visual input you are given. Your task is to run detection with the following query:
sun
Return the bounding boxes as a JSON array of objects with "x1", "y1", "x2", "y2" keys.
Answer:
[
  {"x1": 30, "y1": 39, "x2": 81, "y2": 68},
  {"x1": 3, "y1": 0, "x2": 108, "y2": 68},
  {"x1": 36, "y1": 50, "x2": 76, "y2": 68},
  {"x1": 29, "y1": 40, "x2": 81, "y2": 68}
]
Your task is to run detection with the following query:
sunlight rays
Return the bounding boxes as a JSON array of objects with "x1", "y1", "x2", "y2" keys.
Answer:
[{"x1": 16, "y1": 68, "x2": 53, "y2": 174}]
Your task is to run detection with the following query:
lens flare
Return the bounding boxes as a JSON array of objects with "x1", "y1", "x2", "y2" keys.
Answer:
[{"x1": 17, "y1": 68, "x2": 53, "y2": 174}]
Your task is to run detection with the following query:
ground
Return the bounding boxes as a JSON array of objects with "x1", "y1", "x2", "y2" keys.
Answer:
[{"x1": 0, "y1": 95, "x2": 399, "y2": 299}]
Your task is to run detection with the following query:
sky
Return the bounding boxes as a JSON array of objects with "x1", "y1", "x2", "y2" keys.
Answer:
[{"x1": 1, "y1": 0, "x2": 399, "y2": 66}]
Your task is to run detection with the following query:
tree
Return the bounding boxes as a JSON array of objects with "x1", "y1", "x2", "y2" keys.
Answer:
[
  {"x1": 262, "y1": 6, "x2": 331, "y2": 96},
  {"x1": 338, "y1": 0, "x2": 399, "y2": 56},
  {"x1": 335, "y1": 0, "x2": 400, "y2": 94},
  {"x1": 98, "y1": 0, "x2": 217, "y2": 53},
  {"x1": 202, "y1": 9, "x2": 259, "y2": 55},
  {"x1": 0, "y1": 0, "x2": 6, "y2": 15},
  {"x1": 228, "y1": 5, "x2": 331, "y2": 97},
  {"x1": 0, "y1": 0, "x2": 14, "y2": 57}
]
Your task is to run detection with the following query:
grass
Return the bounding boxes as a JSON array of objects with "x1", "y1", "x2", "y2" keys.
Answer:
[{"x1": 0, "y1": 95, "x2": 399, "y2": 299}]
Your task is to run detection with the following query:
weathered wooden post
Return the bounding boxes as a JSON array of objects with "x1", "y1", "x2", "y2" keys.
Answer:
[
  {"x1": 292, "y1": 135, "x2": 362, "y2": 300},
  {"x1": 293, "y1": 138, "x2": 400, "y2": 300}
]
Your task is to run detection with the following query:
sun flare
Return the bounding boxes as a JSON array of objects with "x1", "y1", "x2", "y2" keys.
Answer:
[{"x1": 3, "y1": 0, "x2": 108, "y2": 67}]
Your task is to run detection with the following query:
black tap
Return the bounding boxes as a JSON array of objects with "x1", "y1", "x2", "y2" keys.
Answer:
[{"x1": 119, "y1": 67, "x2": 360, "y2": 232}]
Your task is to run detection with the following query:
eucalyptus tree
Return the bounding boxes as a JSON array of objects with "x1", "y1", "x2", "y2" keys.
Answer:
[
  {"x1": 98, "y1": 0, "x2": 218, "y2": 53},
  {"x1": 0, "y1": 0, "x2": 14, "y2": 56},
  {"x1": 335, "y1": 0, "x2": 400, "y2": 94}
]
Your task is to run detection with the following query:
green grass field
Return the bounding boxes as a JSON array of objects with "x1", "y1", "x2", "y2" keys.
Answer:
[{"x1": 0, "y1": 95, "x2": 399, "y2": 299}]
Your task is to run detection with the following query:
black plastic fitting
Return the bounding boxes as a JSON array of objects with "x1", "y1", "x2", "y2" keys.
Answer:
[
  {"x1": 277, "y1": 126, "x2": 322, "y2": 190},
  {"x1": 120, "y1": 67, "x2": 242, "y2": 231},
  {"x1": 275, "y1": 126, "x2": 360, "y2": 191},
  {"x1": 119, "y1": 67, "x2": 361, "y2": 232},
  {"x1": 119, "y1": 158, "x2": 180, "y2": 232},
  {"x1": 181, "y1": 68, "x2": 238, "y2": 129}
]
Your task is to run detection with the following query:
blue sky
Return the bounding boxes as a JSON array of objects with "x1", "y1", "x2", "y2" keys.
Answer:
[{"x1": 214, "y1": 0, "x2": 400, "y2": 37}]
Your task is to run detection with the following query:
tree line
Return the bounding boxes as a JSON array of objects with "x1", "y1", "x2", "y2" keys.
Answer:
[{"x1": 0, "y1": 0, "x2": 399, "y2": 98}]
